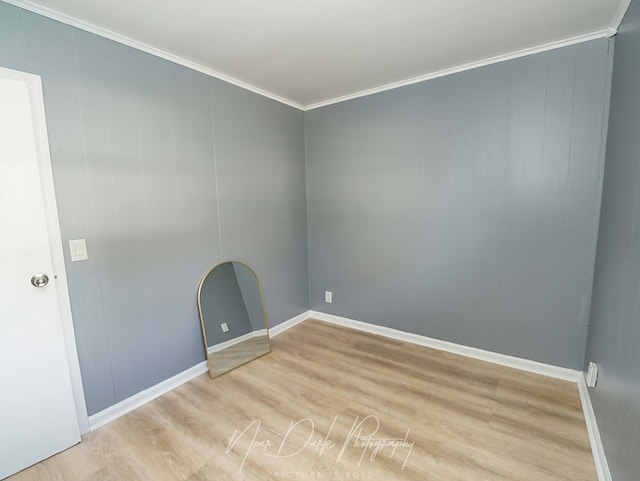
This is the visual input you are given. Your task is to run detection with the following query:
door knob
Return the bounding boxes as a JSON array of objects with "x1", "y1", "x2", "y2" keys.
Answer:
[{"x1": 30, "y1": 273, "x2": 49, "y2": 288}]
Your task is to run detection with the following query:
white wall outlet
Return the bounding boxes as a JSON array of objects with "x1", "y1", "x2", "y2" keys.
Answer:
[
  {"x1": 587, "y1": 362, "x2": 599, "y2": 388},
  {"x1": 325, "y1": 291, "x2": 333, "y2": 303},
  {"x1": 221, "y1": 322, "x2": 229, "y2": 333},
  {"x1": 69, "y1": 238, "x2": 88, "y2": 262}
]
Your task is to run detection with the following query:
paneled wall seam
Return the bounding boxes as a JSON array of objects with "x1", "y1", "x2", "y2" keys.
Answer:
[
  {"x1": 302, "y1": 111, "x2": 311, "y2": 309},
  {"x1": 306, "y1": 39, "x2": 612, "y2": 369},
  {"x1": 17, "y1": 9, "x2": 27, "y2": 69},
  {"x1": 210, "y1": 80, "x2": 223, "y2": 259},
  {"x1": 132, "y1": 64, "x2": 150, "y2": 234},
  {"x1": 581, "y1": 38, "x2": 616, "y2": 369},
  {"x1": 564, "y1": 53, "x2": 580, "y2": 369},
  {"x1": 358, "y1": 104, "x2": 365, "y2": 321},
  {"x1": 419, "y1": 100, "x2": 427, "y2": 325},
  {"x1": 69, "y1": 28, "x2": 117, "y2": 397},
  {"x1": 0, "y1": 1, "x2": 308, "y2": 414}
]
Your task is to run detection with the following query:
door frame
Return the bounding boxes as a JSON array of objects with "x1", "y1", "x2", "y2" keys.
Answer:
[{"x1": 1, "y1": 66, "x2": 89, "y2": 433}]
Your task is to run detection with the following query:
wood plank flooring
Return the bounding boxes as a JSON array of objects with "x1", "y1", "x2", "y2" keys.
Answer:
[{"x1": 8, "y1": 319, "x2": 597, "y2": 481}]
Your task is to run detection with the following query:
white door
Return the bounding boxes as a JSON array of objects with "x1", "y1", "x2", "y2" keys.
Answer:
[{"x1": 0, "y1": 72, "x2": 81, "y2": 478}]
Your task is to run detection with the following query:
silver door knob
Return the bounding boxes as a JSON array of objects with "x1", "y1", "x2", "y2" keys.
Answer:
[{"x1": 30, "y1": 273, "x2": 49, "y2": 287}]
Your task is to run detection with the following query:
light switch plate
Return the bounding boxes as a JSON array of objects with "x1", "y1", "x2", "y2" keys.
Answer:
[{"x1": 69, "y1": 239, "x2": 88, "y2": 262}]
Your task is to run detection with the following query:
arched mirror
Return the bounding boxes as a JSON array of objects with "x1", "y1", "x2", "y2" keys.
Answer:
[{"x1": 197, "y1": 261, "x2": 271, "y2": 378}]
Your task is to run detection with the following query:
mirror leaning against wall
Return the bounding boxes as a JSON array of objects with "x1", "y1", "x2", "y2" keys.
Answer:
[{"x1": 197, "y1": 261, "x2": 271, "y2": 378}]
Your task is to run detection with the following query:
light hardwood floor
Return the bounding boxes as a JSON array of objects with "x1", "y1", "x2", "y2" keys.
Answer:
[{"x1": 9, "y1": 319, "x2": 597, "y2": 481}]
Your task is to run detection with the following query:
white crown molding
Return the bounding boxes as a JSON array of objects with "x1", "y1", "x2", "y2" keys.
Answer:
[
  {"x1": 577, "y1": 374, "x2": 612, "y2": 481},
  {"x1": 612, "y1": 0, "x2": 633, "y2": 30},
  {"x1": 305, "y1": 29, "x2": 613, "y2": 110},
  {"x1": 307, "y1": 311, "x2": 580, "y2": 382},
  {"x1": 2, "y1": 0, "x2": 305, "y2": 111},
  {"x1": 88, "y1": 361, "x2": 208, "y2": 431},
  {"x1": 3, "y1": 1, "x2": 619, "y2": 111}
]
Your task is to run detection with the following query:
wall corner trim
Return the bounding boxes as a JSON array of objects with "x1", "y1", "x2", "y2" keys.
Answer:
[
  {"x1": 612, "y1": 0, "x2": 633, "y2": 30},
  {"x1": 88, "y1": 361, "x2": 208, "y2": 431},
  {"x1": 306, "y1": 311, "x2": 581, "y2": 382},
  {"x1": 577, "y1": 374, "x2": 613, "y2": 481}
]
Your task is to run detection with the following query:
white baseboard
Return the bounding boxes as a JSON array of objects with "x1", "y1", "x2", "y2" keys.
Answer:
[
  {"x1": 87, "y1": 310, "x2": 311, "y2": 431},
  {"x1": 577, "y1": 374, "x2": 612, "y2": 481},
  {"x1": 269, "y1": 310, "x2": 311, "y2": 337},
  {"x1": 88, "y1": 308, "x2": 594, "y2": 452},
  {"x1": 272, "y1": 311, "x2": 610, "y2": 478},
  {"x1": 307, "y1": 310, "x2": 580, "y2": 382},
  {"x1": 302, "y1": 312, "x2": 612, "y2": 474},
  {"x1": 88, "y1": 361, "x2": 208, "y2": 431}
]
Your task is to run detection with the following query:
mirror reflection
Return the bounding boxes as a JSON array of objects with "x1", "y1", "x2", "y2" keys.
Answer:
[{"x1": 197, "y1": 261, "x2": 271, "y2": 378}]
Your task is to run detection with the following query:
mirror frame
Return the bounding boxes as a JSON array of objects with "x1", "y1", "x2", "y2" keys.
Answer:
[{"x1": 197, "y1": 260, "x2": 272, "y2": 379}]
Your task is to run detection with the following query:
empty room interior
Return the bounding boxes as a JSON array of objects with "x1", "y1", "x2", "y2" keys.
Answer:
[{"x1": 2, "y1": 0, "x2": 640, "y2": 480}]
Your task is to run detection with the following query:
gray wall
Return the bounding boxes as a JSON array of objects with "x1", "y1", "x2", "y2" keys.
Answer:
[
  {"x1": 585, "y1": 1, "x2": 640, "y2": 480},
  {"x1": 0, "y1": 2, "x2": 308, "y2": 415},
  {"x1": 306, "y1": 39, "x2": 613, "y2": 369},
  {"x1": 200, "y1": 263, "x2": 253, "y2": 346},
  {"x1": 0, "y1": 0, "x2": 625, "y2": 424}
]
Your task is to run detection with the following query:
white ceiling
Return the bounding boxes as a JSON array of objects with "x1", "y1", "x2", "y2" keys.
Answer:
[{"x1": 7, "y1": 0, "x2": 631, "y2": 109}]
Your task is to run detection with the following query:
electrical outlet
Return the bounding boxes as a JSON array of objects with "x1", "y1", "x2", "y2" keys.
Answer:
[
  {"x1": 221, "y1": 322, "x2": 229, "y2": 333},
  {"x1": 587, "y1": 362, "x2": 599, "y2": 388},
  {"x1": 325, "y1": 291, "x2": 333, "y2": 303}
]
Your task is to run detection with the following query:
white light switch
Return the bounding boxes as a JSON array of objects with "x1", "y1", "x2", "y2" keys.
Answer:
[{"x1": 69, "y1": 239, "x2": 88, "y2": 262}]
